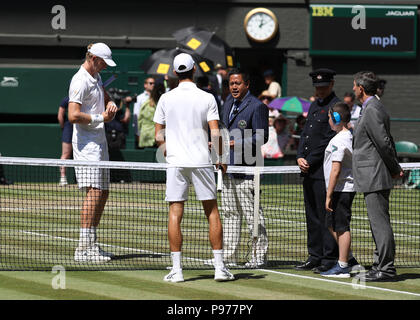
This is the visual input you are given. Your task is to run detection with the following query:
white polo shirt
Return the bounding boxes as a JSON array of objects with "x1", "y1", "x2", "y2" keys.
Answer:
[
  {"x1": 153, "y1": 81, "x2": 219, "y2": 167},
  {"x1": 323, "y1": 130, "x2": 354, "y2": 192},
  {"x1": 69, "y1": 66, "x2": 106, "y2": 145}
]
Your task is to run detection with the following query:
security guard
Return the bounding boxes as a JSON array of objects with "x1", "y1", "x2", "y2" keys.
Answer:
[{"x1": 295, "y1": 68, "x2": 339, "y2": 273}]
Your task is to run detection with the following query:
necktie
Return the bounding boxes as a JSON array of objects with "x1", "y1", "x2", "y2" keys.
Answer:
[{"x1": 229, "y1": 100, "x2": 241, "y2": 122}]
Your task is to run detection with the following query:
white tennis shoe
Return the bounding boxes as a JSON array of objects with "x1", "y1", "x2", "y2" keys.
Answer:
[
  {"x1": 214, "y1": 267, "x2": 235, "y2": 281},
  {"x1": 164, "y1": 269, "x2": 184, "y2": 283},
  {"x1": 74, "y1": 247, "x2": 112, "y2": 263},
  {"x1": 91, "y1": 243, "x2": 115, "y2": 258}
]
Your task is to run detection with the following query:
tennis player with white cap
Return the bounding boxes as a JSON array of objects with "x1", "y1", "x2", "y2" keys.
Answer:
[
  {"x1": 154, "y1": 53, "x2": 234, "y2": 282},
  {"x1": 68, "y1": 42, "x2": 118, "y2": 262}
]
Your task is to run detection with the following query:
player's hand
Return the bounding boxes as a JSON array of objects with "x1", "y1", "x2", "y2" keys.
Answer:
[
  {"x1": 103, "y1": 101, "x2": 118, "y2": 122},
  {"x1": 297, "y1": 158, "x2": 310, "y2": 173},
  {"x1": 325, "y1": 196, "x2": 333, "y2": 212},
  {"x1": 229, "y1": 140, "x2": 235, "y2": 149},
  {"x1": 392, "y1": 170, "x2": 404, "y2": 179}
]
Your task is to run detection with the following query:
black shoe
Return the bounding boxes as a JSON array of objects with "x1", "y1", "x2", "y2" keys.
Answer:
[
  {"x1": 312, "y1": 264, "x2": 335, "y2": 274},
  {"x1": 357, "y1": 269, "x2": 396, "y2": 282},
  {"x1": 348, "y1": 257, "x2": 364, "y2": 273},
  {"x1": 295, "y1": 260, "x2": 320, "y2": 271}
]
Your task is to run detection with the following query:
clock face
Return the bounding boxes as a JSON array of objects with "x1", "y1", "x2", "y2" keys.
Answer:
[{"x1": 244, "y1": 9, "x2": 278, "y2": 42}]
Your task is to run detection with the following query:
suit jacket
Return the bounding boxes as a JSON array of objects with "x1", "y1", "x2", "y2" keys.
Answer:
[
  {"x1": 352, "y1": 96, "x2": 401, "y2": 193},
  {"x1": 297, "y1": 92, "x2": 338, "y2": 180},
  {"x1": 221, "y1": 92, "x2": 269, "y2": 167}
]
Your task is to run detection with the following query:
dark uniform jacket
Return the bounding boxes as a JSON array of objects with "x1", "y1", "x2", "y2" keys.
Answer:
[
  {"x1": 222, "y1": 92, "x2": 269, "y2": 167},
  {"x1": 297, "y1": 91, "x2": 339, "y2": 180}
]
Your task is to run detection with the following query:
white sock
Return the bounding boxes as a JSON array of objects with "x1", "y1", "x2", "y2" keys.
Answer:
[
  {"x1": 213, "y1": 249, "x2": 225, "y2": 269},
  {"x1": 171, "y1": 252, "x2": 182, "y2": 271},
  {"x1": 338, "y1": 260, "x2": 348, "y2": 268},
  {"x1": 79, "y1": 228, "x2": 91, "y2": 249}
]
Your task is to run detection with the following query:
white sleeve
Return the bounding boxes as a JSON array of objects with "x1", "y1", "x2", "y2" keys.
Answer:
[
  {"x1": 207, "y1": 95, "x2": 219, "y2": 122},
  {"x1": 69, "y1": 78, "x2": 85, "y2": 105},
  {"x1": 331, "y1": 143, "x2": 346, "y2": 162},
  {"x1": 153, "y1": 95, "x2": 166, "y2": 125}
]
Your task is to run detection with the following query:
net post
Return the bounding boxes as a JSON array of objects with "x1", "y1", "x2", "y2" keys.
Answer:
[{"x1": 253, "y1": 167, "x2": 261, "y2": 240}]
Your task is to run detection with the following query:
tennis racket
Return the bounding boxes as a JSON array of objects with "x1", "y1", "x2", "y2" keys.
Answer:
[{"x1": 216, "y1": 121, "x2": 230, "y2": 192}]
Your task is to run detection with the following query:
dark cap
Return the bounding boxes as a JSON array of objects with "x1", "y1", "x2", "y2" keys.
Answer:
[
  {"x1": 309, "y1": 68, "x2": 336, "y2": 87},
  {"x1": 263, "y1": 69, "x2": 275, "y2": 77}
]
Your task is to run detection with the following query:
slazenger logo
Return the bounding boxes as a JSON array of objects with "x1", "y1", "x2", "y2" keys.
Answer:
[
  {"x1": 386, "y1": 10, "x2": 415, "y2": 16},
  {"x1": 1, "y1": 77, "x2": 19, "y2": 87}
]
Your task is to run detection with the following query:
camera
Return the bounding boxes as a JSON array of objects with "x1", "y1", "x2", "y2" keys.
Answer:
[{"x1": 107, "y1": 88, "x2": 137, "y2": 105}]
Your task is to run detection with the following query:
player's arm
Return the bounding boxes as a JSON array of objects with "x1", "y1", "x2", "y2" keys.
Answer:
[
  {"x1": 57, "y1": 106, "x2": 65, "y2": 129},
  {"x1": 68, "y1": 101, "x2": 117, "y2": 124},
  {"x1": 325, "y1": 161, "x2": 341, "y2": 212},
  {"x1": 209, "y1": 120, "x2": 227, "y2": 173},
  {"x1": 155, "y1": 123, "x2": 165, "y2": 147}
]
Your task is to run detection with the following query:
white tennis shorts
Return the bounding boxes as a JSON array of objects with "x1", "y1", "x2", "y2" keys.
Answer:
[
  {"x1": 165, "y1": 167, "x2": 216, "y2": 202},
  {"x1": 73, "y1": 141, "x2": 110, "y2": 190}
]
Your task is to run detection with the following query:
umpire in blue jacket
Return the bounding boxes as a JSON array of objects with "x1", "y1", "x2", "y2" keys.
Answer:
[
  {"x1": 295, "y1": 69, "x2": 340, "y2": 272},
  {"x1": 220, "y1": 68, "x2": 269, "y2": 267}
]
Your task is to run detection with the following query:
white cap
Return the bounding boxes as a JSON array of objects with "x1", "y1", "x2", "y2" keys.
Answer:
[
  {"x1": 88, "y1": 43, "x2": 116, "y2": 67},
  {"x1": 173, "y1": 53, "x2": 195, "y2": 73}
]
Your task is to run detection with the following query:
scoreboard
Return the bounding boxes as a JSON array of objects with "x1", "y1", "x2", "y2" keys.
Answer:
[{"x1": 309, "y1": 4, "x2": 417, "y2": 58}]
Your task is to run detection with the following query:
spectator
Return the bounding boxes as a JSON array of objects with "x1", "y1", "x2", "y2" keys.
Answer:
[
  {"x1": 138, "y1": 82, "x2": 166, "y2": 148},
  {"x1": 133, "y1": 77, "x2": 155, "y2": 148},
  {"x1": 259, "y1": 90, "x2": 279, "y2": 118},
  {"x1": 196, "y1": 75, "x2": 221, "y2": 113},
  {"x1": 273, "y1": 115, "x2": 293, "y2": 154},
  {"x1": 263, "y1": 69, "x2": 282, "y2": 98},
  {"x1": 343, "y1": 92, "x2": 361, "y2": 131},
  {"x1": 376, "y1": 78, "x2": 387, "y2": 98},
  {"x1": 215, "y1": 63, "x2": 228, "y2": 101},
  {"x1": 57, "y1": 96, "x2": 73, "y2": 186},
  {"x1": 290, "y1": 114, "x2": 306, "y2": 150},
  {"x1": 0, "y1": 153, "x2": 12, "y2": 185},
  {"x1": 261, "y1": 114, "x2": 283, "y2": 159},
  {"x1": 105, "y1": 95, "x2": 131, "y2": 151},
  {"x1": 220, "y1": 68, "x2": 269, "y2": 268}
]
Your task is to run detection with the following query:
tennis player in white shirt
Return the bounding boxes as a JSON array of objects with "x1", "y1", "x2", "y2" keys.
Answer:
[
  {"x1": 68, "y1": 43, "x2": 118, "y2": 262},
  {"x1": 154, "y1": 53, "x2": 234, "y2": 282}
]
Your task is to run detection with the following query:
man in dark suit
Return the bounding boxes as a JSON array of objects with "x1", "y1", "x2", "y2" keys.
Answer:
[
  {"x1": 220, "y1": 68, "x2": 269, "y2": 268},
  {"x1": 295, "y1": 68, "x2": 340, "y2": 273},
  {"x1": 352, "y1": 71, "x2": 403, "y2": 282}
]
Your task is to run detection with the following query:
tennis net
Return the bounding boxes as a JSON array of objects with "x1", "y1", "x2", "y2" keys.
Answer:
[{"x1": 0, "y1": 156, "x2": 419, "y2": 270}]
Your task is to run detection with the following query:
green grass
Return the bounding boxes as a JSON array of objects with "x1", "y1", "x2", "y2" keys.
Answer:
[
  {"x1": 0, "y1": 268, "x2": 419, "y2": 300},
  {"x1": 0, "y1": 178, "x2": 420, "y2": 300}
]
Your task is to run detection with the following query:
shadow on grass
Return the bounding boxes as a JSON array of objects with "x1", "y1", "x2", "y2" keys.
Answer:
[{"x1": 184, "y1": 272, "x2": 267, "y2": 282}]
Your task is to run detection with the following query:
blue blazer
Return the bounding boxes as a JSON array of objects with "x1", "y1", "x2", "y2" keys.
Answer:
[{"x1": 221, "y1": 92, "x2": 269, "y2": 167}]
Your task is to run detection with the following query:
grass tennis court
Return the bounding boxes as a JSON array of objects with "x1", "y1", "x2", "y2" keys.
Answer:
[
  {"x1": 0, "y1": 165, "x2": 419, "y2": 300},
  {"x1": 0, "y1": 268, "x2": 419, "y2": 300}
]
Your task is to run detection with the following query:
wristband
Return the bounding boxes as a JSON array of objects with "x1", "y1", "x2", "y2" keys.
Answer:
[{"x1": 90, "y1": 114, "x2": 104, "y2": 125}]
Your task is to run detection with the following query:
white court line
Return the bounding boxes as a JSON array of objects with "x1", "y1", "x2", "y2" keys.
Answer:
[
  {"x1": 258, "y1": 268, "x2": 420, "y2": 298},
  {"x1": 10, "y1": 230, "x2": 420, "y2": 297},
  {"x1": 16, "y1": 230, "x2": 205, "y2": 263}
]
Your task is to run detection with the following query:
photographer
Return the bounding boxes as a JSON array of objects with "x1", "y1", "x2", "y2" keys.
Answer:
[
  {"x1": 105, "y1": 88, "x2": 134, "y2": 150},
  {"x1": 105, "y1": 88, "x2": 134, "y2": 182}
]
